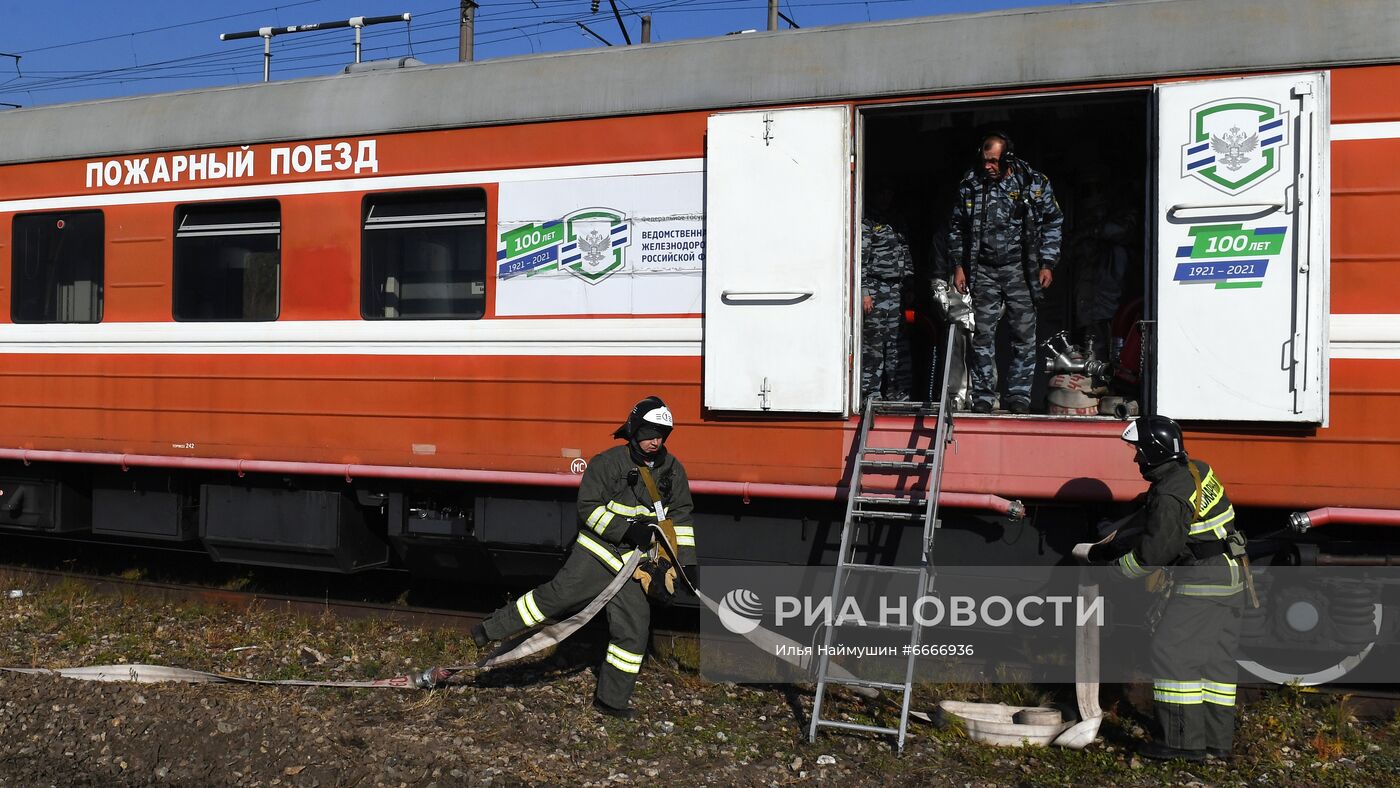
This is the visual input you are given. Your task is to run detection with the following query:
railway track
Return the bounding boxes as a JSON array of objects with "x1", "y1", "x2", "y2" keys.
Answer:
[
  {"x1": 3, "y1": 560, "x2": 1397, "y2": 718},
  {"x1": 0, "y1": 561, "x2": 702, "y2": 656},
  {"x1": 0, "y1": 564, "x2": 489, "y2": 633}
]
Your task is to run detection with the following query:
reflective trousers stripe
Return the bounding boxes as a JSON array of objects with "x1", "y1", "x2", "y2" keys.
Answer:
[
  {"x1": 605, "y1": 644, "x2": 644, "y2": 674},
  {"x1": 516, "y1": 590, "x2": 545, "y2": 627},
  {"x1": 1202, "y1": 680, "x2": 1237, "y2": 706},
  {"x1": 1153, "y1": 679, "x2": 1203, "y2": 704}
]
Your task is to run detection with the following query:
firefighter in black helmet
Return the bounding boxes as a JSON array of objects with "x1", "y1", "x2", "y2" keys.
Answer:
[
  {"x1": 472, "y1": 396, "x2": 697, "y2": 720},
  {"x1": 1094, "y1": 415, "x2": 1247, "y2": 761}
]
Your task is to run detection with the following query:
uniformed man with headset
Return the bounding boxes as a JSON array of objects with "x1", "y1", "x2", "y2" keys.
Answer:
[{"x1": 946, "y1": 131, "x2": 1063, "y2": 414}]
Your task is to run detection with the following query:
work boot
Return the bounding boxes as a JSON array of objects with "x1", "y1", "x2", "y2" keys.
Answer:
[
  {"x1": 971, "y1": 400, "x2": 994, "y2": 414},
  {"x1": 471, "y1": 623, "x2": 490, "y2": 650},
  {"x1": 1137, "y1": 740, "x2": 1205, "y2": 762},
  {"x1": 593, "y1": 698, "x2": 638, "y2": 721},
  {"x1": 1006, "y1": 398, "x2": 1031, "y2": 415},
  {"x1": 1205, "y1": 747, "x2": 1233, "y2": 762}
]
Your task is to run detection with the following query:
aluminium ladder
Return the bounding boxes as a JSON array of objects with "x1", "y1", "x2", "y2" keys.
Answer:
[{"x1": 808, "y1": 323, "x2": 959, "y2": 753}]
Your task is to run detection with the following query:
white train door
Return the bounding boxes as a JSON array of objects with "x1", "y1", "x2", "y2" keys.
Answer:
[
  {"x1": 1154, "y1": 73, "x2": 1329, "y2": 423},
  {"x1": 703, "y1": 106, "x2": 853, "y2": 414}
]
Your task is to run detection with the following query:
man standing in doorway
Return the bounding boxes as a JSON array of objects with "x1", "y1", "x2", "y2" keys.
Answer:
[
  {"x1": 946, "y1": 132, "x2": 1063, "y2": 414},
  {"x1": 861, "y1": 185, "x2": 914, "y2": 403}
]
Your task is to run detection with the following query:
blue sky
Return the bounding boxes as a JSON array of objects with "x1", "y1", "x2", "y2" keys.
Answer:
[{"x1": 0, "y1": 0, "x2": 1085, "y2": 107}]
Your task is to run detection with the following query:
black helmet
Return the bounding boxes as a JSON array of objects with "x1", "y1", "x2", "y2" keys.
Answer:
[
  {"x1": 613, "y1": 395, "x2": 674, "y2": 443},
  {"x1": 1121, "y1": 415, "x2": 1187, "y2": 469}
]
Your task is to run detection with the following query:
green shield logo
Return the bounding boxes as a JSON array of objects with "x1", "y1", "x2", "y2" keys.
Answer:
[
  {"x1": 562, "y1": 208, "x2": 630, "y2": 284},
  {"x1": 1181, "y1": 97, "x2": 1290, "y2": 195}
]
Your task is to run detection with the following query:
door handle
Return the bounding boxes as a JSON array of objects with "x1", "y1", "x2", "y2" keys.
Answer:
[
  {"x1": 1280, "y1": 338, "x2": 1294, "y2": 372},
  {"x1": 1165, "y1": 204, "x2": 1282, "y2": 225},
  {"x1": 720, "y1": 290, "x2": 813, "y2": 306}
]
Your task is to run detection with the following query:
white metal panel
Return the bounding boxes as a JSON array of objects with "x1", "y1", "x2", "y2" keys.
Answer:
[
  {"x1": 704, "y1": 107, "x2": 852, "y2": 413},
  {"x1": 1154, "y1": 73, "x2": 1328, "y2": 423}
]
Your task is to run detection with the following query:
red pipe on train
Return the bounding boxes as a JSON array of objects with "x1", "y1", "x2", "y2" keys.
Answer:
[
  {"x1": 1288, "y1": 506, "x2": 1400, "y2": 532},
  {"x1": 0, "y1": 448, "x2": 1025, "y2": 517}
]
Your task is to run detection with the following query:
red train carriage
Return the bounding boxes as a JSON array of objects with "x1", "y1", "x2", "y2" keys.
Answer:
[{"x1": 0, "y1": 0, "x2": 1395, "y2": 606}]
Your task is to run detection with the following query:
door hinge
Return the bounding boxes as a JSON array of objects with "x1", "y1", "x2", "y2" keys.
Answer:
[
  {"x1": 758, "y1": 377, "x2": 772, "y2": 410},
  {"x1": 763, "y1": 114, "x2": 774, "y2": 147}
]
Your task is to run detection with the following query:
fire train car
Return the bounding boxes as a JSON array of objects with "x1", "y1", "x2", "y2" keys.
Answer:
[{"x1": 0, "y1": 0, "x2": 1396, "y2": 622}]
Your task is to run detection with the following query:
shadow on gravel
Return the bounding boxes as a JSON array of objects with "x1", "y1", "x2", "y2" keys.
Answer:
[
  {"x1": 738, "y1": 682, "x2": 814, "y2": 735},
  {"x1": 472, "y1": 625, "x2": 603, "y2": 690}
]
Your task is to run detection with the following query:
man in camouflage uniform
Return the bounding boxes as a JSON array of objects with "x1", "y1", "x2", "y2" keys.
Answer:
[
  {"x1": 947, "y1": 133, "x2": 1063, "y2": 414},
  {"x1": 861, "y1": 189, "x2": 913, "y2": 403}
]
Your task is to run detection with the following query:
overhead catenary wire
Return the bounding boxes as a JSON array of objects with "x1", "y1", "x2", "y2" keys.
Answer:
[
  {"x1": 12, "y1": 1, "x2": 325, "y2": 55},
  {"x1": 4, "y1": 1, "x2": 630, "y2": 94},
  {"x1": 1, "y1": 0, "x2": 931, "y2": 103}
]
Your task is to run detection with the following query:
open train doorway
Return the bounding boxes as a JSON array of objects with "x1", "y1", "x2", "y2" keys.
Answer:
[{"x1": 858, "y1": 90, "x2": 1151, "y2": 417}]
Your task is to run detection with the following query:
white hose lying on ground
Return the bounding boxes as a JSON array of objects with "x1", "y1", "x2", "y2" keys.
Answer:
[{"x1": 5, "y1": 534, "x2": 1105, "y2": 747}]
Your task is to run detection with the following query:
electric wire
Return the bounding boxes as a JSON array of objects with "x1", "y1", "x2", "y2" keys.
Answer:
[{"x1": 2, "y1": 0, "x2": 941, "y2": 102}]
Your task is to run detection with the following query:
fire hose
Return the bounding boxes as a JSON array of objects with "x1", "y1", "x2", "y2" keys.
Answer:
[{"x1": 1, "y1": 524, "x2": 886, "y2": 699}]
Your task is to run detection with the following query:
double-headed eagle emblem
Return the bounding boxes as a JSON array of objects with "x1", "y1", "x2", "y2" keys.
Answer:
[
  {"x1": 1210, "y1": 125, "x2": 1258, "y2": 172},
  {"x1": 576, "y1": 228, "x2": 612, "y2": 270}
]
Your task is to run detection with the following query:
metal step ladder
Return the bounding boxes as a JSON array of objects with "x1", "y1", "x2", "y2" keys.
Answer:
[{"x1": 808, "y1": 324, "x2": 959, "y2": 753}]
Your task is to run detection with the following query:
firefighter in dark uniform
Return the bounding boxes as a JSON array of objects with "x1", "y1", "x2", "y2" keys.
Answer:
[
  {"x1": 472, "y1": 396, "x2": 697, "y2": 720},
  {"x1": 1096, "y1": 416, "x2": 1246, "y2": 761},
  {"x1": 946, "y1": 132, "x2": 1063, "y2": 414}
]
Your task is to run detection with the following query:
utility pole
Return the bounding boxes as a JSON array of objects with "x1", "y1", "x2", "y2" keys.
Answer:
[
  {"x1": 767, "y1": 0, "x2": 778, "y2": 31},
  {"x1": 459, "y1": 0, "x2": 478, "y2": 62},
  {"x1": 641, "y1": 15, "x2": 652, "y2": 43}
]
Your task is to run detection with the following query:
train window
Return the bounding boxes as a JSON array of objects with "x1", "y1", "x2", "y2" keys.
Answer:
[
  {"x1": 173, "y1": 200, "x2": 280, "y2": 321},
  {"x1": 11, "y1": 211, "x2": 104, "y2": 323},
  {"x1": 361, "y1": 189, "x2": 487, "y2": 320}
]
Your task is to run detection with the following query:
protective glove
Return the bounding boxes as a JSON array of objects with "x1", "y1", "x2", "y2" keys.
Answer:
[
  {"x1": 1144, "y1": 568, "x2": 1169, "y2": 594},
  {"x1": 632, "y1": 558, "x2": 676, "y2": 605},
  {"x1": 623, "y1": 518, "x2": 653, "y2": 549}
]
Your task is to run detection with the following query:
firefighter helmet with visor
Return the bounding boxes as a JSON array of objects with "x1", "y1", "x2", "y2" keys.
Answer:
[{"x1": 1121, "y1": 415, "x2": 1187, "y2": 469}]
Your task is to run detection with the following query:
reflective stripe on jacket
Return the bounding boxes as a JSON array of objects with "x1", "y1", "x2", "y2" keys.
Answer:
[
  {"x1": 576, "y1": 444, "x2": 697, "y2": 567},
  {"x1": 1115, "y1": 459, "x2": 1241, "y2": 598}
]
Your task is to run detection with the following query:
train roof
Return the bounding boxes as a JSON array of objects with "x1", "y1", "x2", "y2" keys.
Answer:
[{"x1": 0, "y1": 0, "x2": 1395, "y2": 165}]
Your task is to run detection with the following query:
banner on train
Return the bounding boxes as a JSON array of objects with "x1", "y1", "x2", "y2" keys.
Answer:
[{"x1": 495, "y1": 167, "x2": 705, "y2": 316}]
